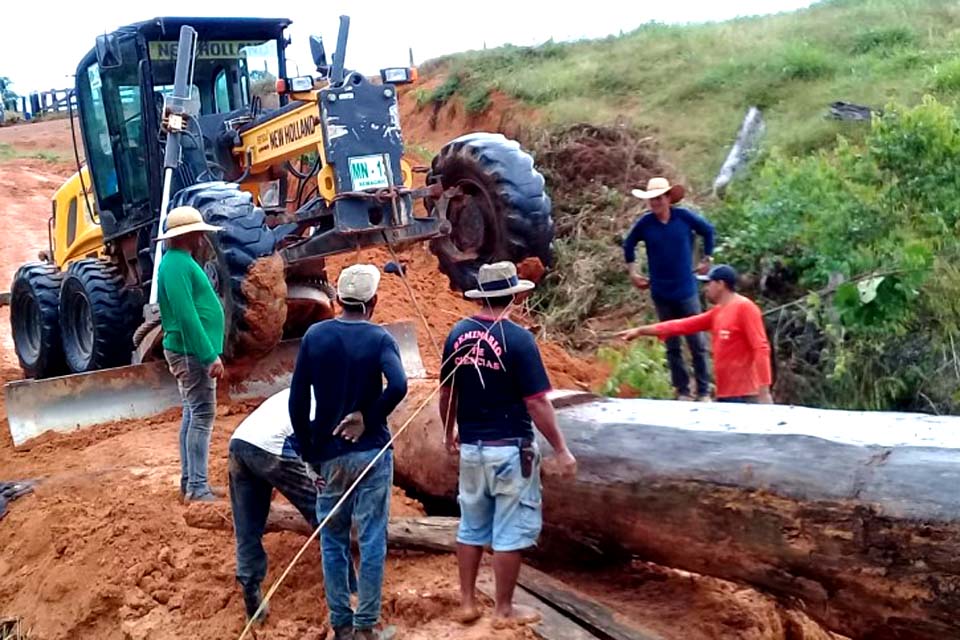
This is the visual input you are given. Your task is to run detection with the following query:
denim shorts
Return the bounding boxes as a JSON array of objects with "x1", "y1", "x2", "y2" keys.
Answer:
[{"x1": 457, "y1": 442, "x2": 542, "y2": 552}]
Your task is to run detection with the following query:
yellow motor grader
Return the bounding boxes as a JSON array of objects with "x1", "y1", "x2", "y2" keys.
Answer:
[{"x1": 6, "y1": 16, "x2": 553, "y2": 442}]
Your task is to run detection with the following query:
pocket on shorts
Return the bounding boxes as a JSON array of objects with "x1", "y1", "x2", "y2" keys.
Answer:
[{"x1": 517, "y1": 495, "x2": 543, "y2": 541}]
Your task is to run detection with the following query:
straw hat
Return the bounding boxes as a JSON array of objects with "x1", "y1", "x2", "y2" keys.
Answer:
[
  {"x1": 631, "y1": 177, "x2": 685, "y2": 204},
  {"x1": 465, "y1": 261, "x2": 535, "y2": 299},
  {"x1": 337, "y1": 264, "x2": 381, "y2": 303},
  {"x1": 157, "y1": 206, "x2": 221, "y2": 240}
]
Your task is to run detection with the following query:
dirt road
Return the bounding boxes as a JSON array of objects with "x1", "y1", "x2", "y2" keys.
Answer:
[{"x1": 0, "y1": 113, "x2": 842, "y2": 640}]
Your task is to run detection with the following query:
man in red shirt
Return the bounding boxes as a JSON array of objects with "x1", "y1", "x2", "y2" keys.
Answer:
[{"x1": 619, "y1": 265, "x2": 773, "y2": 403}]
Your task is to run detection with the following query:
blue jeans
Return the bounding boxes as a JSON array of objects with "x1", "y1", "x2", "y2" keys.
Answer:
[
  {"x1": 457, "y1": 442, "x2": 542, "y2": 552},
  {"x1": 165, "y1": 350, "x2": 216, "y2": 497},
  {"x1": 228, "y1": 439, "x2": 320, "y2": 592},
  {"x1": 316, "y1": 448, "x2": 393, "y2": 631},
  {"x1": 652, "y1": 295, "x2": 711, "y2": 397},
  {"x1": 717, "y1": 395, "x2": 757, "y2": 404}
]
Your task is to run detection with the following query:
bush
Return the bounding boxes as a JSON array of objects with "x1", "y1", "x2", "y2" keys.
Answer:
[
  {"x1": 851, "y1": 27, "x2": 916, "y2": 55},
  {"x1": 463, "y1": 86, "x2": 492, "y2": 114},
  {"x1": 598, "y1": 341, "x2": 673, "y2": 399},
  {"x1": 930, "y1": 59, "x2": 960, "y2": 93},
  {"x1": 777, "y1": 43, "x2": 837, "y2": 81},
  {"x1": 715, "y1": 97, "x2": 960, "y2": 413}
]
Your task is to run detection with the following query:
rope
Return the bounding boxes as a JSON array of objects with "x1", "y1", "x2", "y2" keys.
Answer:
[
  {"x1": 237, "y1": 303, "x2": 515, "y2": 640},
  {"x1": 380, "y1": 231, "x2": 444, "y2": 364}
]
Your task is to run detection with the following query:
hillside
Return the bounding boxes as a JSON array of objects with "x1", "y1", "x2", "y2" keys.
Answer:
[{"x1": 421, "y1": 0, "x2": 960, "y2": 188}]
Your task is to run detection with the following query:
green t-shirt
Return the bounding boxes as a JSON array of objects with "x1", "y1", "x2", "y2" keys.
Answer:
[{"x1": 157, "y1": 248, "x2": 225, "y2": 365}]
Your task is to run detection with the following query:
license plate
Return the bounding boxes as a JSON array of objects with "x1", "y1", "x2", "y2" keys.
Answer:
[{"x1": 348, "y1": 154, "x2": 390, "y2": 191}]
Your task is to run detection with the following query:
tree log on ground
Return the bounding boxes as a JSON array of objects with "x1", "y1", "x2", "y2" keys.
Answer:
[
  {"x1": 184, "y1": 501, "x2": 458, "y2": 553},
  {"x1": 390, "y1": 381, "x2": 960, "y2": 640}
]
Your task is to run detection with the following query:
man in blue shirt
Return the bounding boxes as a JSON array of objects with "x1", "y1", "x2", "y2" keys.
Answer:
[
  {"x1": 439, "y1": 262, "x2": 577, "y2": 629},
  {"x1": 228, "y1": 388, "x2": 357, "y2": 626},
  {"x1": 623, "y1": 177, "x2": 715, "y2": 401},
  {"x1": 289, "y1": 264, "x2": 408, "y2": 640}
]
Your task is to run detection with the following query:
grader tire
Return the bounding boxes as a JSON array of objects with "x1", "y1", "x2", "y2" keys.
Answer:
[
  {"x1": 426, "y1": 133, "x2": 554, "y2": 292},
  {"x1": 10, "y1": 263, "x2": 66, "y2": 378},
  {"x1": 169, "y1": 182, "x2": 287, "y2": 361}
]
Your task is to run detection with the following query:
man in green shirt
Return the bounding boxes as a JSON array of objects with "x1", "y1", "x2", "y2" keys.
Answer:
[{"x1": 157, "y1": 206, "x2": 225, "y2": 502}]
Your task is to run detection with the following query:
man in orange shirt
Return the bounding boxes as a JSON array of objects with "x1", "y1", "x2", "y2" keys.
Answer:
[{"x1": 619, "y1": 265, "x2": 773, "y2": 403}]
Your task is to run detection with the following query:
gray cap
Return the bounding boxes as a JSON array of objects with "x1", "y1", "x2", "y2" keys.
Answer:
[{"x1": 337, "y1": 264, "x2": 381, "y2": 303}]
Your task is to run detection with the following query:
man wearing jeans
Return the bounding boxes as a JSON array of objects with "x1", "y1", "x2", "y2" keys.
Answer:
[
  {"x1": 439, "y1": 262, "x2": 577, "y2": 628},
  {"x1": 619, "y1": 265, "x2": 773, "y2": 404},
  {"x1": 157, "y1": 206, "x2": 225, "y2": 502},
  {"x1": 623, "y1": 177, "x2": 715, "y2": 401},
  {"x1": 289, "y1": 264, "x2": 408, "y2": 640},
  {"x1": 228, "y1": 388, "x2": 357, "y2": 624}
]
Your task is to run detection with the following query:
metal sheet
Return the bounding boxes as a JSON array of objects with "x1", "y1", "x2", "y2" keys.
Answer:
[{"x1": 5, "y1": 320, "x2": 426, "y2": 446}]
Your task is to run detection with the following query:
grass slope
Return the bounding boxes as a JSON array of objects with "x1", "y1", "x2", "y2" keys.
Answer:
[{"x1": 423, "y1": 0, "x2": 960, "y2": 188}]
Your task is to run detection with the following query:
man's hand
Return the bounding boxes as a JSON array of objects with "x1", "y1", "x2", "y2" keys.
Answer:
[
  {"x1": 333, "y1": 412, "x2": 365, "y2": 443},
  {"x1": 697, "y1": 257, "x2": 713, "y2": 275},
  {"x1": 208, "y1": 357, "x2": 225, "y2": 379},
  {"x1": 444, "y1": 431, "x2": 460, "y2": 456},
  {"x1": 545, "y1": 448, "x2": 577, "y2": 478},
  {"x1": 757, "y1": 386, "x2": 774, "y2": 404},
  {"x1": 618, "y1": 326, "x2": 655, "y2": 342},
  {"x1": 630, "y1": 273, "x2": 650, "y2": 290}
]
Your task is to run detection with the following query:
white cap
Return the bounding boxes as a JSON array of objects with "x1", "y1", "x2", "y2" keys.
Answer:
[{"x1": 337, "y1": 264, "x2": 381, "y2": 303}]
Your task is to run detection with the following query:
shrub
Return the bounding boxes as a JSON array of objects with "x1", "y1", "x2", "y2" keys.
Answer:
[
  {"x1": 598, "y1": 341, "x2": 673, "y2": 399},
  {"x1": 777, "y1": 43, "x2": 837, "y2": 81},
  {"x1": 851, "y1": 27, "x2": 916, "y2": 55}
]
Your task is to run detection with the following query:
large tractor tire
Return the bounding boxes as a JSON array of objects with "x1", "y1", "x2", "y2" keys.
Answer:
[
  {"x1": 59, "y1": 258, "x2": 140, "y2": 373},
  {"x1": 170, "y1": 182, "x2": 286, "y2": 361},
  {"x1": 426, "y1": 133, "x2": 554, "y2": 292},
  {"x1": 10, "y1": 263, "x2": 66, "y2": 378}
]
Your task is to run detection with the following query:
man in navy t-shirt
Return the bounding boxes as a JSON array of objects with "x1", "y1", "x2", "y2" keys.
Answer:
[
  {"x1": 289, "y1": 264, "x2": 407, "y2": 640},
  {"x1": 623, "y1": 177, "x2": 715, "y2": 401},
  {"x1": 439, "y1": 262, "x2": 577, "y2": 629}
]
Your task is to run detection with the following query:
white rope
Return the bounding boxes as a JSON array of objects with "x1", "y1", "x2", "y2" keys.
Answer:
[{"x1": 237, "y1": 303, "x2": 514, "y2": 640}]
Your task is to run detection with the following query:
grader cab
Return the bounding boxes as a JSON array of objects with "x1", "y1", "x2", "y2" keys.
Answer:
[{"x1": 9, "y1": 16, "x2": 554, "y2": 383}]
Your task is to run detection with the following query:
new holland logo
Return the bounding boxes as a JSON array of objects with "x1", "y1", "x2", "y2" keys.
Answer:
[{"x1": 269, "y1": 115, "x2": 318, "y2": 150}]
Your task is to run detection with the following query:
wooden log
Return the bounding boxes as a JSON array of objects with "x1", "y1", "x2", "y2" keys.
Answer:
[
  {"x1": 390, "y1": 381, "x2": 960, "y2": 639},
  {"x1": 713, "y1": 106, "x2": 765, "y2": 197},
  {"x1": 476, "y1": 574, "x2": 603, "y2": 640},
  {"x1": 183, "y1": 501, "x2": 458, "y2": 553},
  {"x1": 517, "y1": 566, "x2": 661, "y2": 640}
]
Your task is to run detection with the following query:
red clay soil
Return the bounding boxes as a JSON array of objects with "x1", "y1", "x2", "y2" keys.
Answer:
[
  {"x1": 397, "y1": 79, "x2": 539, "y2": 156},
  {"x1": 0, "y1": 99, "x2": 842, "y2": 640}
]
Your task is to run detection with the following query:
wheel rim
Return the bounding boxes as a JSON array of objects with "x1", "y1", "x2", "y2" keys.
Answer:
[
  {"x1": 68, "y1": 289, "x2": 94, "y2": 364},
  {"x1": 446, "y1": 178, "x2": 499, "y2": 257}
]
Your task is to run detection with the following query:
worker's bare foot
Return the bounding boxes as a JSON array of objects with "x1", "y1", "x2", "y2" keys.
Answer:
[
  {"x1": 492, "y1": 604, "x2": 541, "y2": 629},
  {"x1": 452, "y1": 604, "x2": 482, "y2": 624}
]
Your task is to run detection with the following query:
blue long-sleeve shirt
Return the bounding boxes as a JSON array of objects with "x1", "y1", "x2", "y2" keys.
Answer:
[
  {"x1": 623, "y1": 207, "x2": 715, "y2": 302},
  {"x1": 289, "y1": 318, "x2": 408, "y2": 465}
]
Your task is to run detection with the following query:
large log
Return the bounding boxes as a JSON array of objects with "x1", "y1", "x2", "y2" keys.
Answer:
[
  {"x1": 184, "y1": 501, "x2": 459, "y2": 553},
  {"x1": 390, "y1": 381, "x2": 960, "y2": 639}
]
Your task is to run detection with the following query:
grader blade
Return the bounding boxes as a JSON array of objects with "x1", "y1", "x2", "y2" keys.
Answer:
[{"x1": 5, "y1": 320, "x2": 425, "y2": 447}]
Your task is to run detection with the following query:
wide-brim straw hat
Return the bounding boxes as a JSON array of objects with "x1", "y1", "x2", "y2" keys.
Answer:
[
  {"x1": 465, "y1": 261, "x2": 535, "y2": 299},
  {"x1": 631, "y1": 177, "x2": 685, "y2": 204},
  {"x1": 157, "y1": 206, "x2": 222, "y2": 240}
]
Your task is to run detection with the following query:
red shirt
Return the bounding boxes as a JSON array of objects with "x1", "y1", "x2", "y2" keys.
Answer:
[{"x1": 654, "y1": 294, "x2": 771, "y2": 399}]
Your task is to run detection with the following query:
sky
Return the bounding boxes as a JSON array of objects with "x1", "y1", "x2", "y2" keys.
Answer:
[{"x1": 2, "y1": 0, "x2": 816, "y2": 96}]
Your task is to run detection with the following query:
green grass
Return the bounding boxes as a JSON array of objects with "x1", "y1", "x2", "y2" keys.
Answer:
[
  {"x1": 0, "y1": 142, "x2": 69, "y2": 163},
  {"x1": 423, "y1": 0, "x2": 960, "y2": 188}
]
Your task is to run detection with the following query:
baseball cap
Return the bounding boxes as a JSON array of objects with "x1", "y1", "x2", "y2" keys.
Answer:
[
  {"x1": 337, "y1": 264, "x2": 381, "y2": 303},
  {"x1": 697, "y1": 264, "x2": 737, "y2": 290}
]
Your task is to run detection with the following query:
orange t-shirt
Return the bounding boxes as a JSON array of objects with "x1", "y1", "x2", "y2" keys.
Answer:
[{"x1": 654, "y1": 294, "x2": 771, "y2": 399}]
